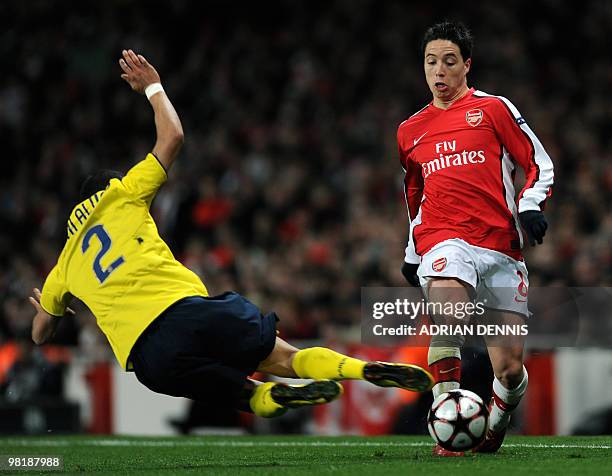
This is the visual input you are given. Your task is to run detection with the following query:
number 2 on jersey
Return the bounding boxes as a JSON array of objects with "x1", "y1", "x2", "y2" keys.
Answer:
[{"x1": 82, "y1": 224, "x2": 125, "y2": 283}]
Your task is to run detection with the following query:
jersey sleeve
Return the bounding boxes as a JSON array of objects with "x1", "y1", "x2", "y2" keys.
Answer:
[
  {"x1": 491, "y1": 97, "x2": 554, "y2": 213},
  {"x1": 398, "y1": 126, "x2": 424, "y2": 264},
  {"x1": 121, "y1": 153, "x2": 168, "y2": 207},
  {"x1": 40, "y1": 262, "x2": 72, "y2": 317}
]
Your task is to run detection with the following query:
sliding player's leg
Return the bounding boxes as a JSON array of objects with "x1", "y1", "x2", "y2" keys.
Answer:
[
  {"x1": 476, "y1": 309, "x2": 528, "y2": 453},
  {"x1": 256, "y1": 336, "x2": 433, "y2": 392},
  {"x1": 132, "y1": 343, "x2": 343, "y2": 419}
]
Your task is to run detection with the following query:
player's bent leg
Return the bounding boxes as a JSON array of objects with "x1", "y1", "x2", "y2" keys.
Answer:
[
  {"x1": 476, "y1": 310, "x2": 528, "y2": 453},
  {"x1": 248, "y1": 378, "x2": 343, "y2": 418}
]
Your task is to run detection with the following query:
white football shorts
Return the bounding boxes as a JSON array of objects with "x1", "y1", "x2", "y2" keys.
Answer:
[{"x1": 417, "y1": 238, "x2": 529, "y2": 317}]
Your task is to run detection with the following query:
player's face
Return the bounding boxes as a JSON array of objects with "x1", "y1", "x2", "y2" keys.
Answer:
[{"x1": 424, "y1": 40, "x2": 471, "y2": 104}]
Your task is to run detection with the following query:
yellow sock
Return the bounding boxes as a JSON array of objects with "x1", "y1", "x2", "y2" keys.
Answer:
[
  {"x1": 292, "y1": 347, "x2": 366, "y2": 380},
  {"x1": 249, "y1": 382, "x2": 287, "y2": 418}
]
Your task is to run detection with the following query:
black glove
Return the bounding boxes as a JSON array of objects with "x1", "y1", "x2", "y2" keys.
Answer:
[
  {"x1": 519, "y1": 210, "x2": 548, "y2": 246},
  {"x1": 401, "y1": 262, "x2": 421, "y2": 287}
]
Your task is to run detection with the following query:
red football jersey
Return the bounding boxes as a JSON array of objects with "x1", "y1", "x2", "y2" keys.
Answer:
[{"x1": 398, "y1": 88, "x2": 554, "y2": 262}]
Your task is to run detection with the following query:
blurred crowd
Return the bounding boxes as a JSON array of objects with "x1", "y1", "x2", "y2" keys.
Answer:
[{"x1": 1, "y1": 0, "x2": 611, "y2": 367}]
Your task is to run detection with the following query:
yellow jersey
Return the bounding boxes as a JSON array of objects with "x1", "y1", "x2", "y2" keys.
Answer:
[{"x1": 40, "y1": 153, "x2": 209, "y2": 370}]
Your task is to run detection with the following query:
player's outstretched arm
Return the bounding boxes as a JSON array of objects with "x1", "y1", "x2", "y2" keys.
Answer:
[
  {"x1": 29, "y1": 288, "x2": 74, "y2": 345},
  {"x1": 119, "y1": 49, "x2": 184, "y2": 171}
]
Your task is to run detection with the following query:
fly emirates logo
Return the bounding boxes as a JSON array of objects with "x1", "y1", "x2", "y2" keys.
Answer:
[{"x1": 422, "y1": 140, "x2": 486, "y2": 178}]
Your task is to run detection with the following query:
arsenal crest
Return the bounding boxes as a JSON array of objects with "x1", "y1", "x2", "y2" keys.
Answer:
[
  {"x1": 466, "y1": 109, "x2": 483, "y2": 127},
  {"x1": 432, "y1": 257, "x2": 447, "y2": 272}
]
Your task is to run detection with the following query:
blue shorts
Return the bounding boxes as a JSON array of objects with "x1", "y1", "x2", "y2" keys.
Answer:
[{"x1": 129, "y1": 292, "x2": 277, "y2": 408}]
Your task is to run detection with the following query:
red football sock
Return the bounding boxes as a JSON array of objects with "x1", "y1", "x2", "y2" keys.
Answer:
[{"x1": 429, "y1": 356, "x2": 461, "y2": 398}]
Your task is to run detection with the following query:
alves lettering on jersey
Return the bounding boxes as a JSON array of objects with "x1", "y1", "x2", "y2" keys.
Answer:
[
  {"x1": 422, "y1": 140, "x2": 486, "y2": 178},
  {"x1": 67, "y1": 191, "x2": 104, "y2": 240}
]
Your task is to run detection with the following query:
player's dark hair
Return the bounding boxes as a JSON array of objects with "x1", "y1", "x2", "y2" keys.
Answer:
[
  {"x1": 422, "y1": 21, "x2": 473, "y2": 60},
  {"x1": 79, "y1": 170, "x2": 124, "y2": 201}
]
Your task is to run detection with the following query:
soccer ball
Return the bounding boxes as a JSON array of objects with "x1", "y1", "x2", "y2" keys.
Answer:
[{"x1": 427, "y1": 389, "x2": 489, "y2": 451}]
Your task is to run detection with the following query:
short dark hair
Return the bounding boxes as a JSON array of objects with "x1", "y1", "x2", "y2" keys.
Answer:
[
  {"x1": 422, "y1": 21, "x2": 473, "y2": 61},
  {"x1": 79, "y1": 170, "x2": 124, "y2": 202}
]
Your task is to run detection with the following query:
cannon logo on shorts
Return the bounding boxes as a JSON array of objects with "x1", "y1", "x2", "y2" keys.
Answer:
[
  {"x1": 432, "y1": 257, "x2": 447, "y2": 272},
  {"x1": 466, "y1": 109, "x2": 483, "y2": 127},
  {"x1": 515, "y1": 270, "x2": 528, "y2": 302}
]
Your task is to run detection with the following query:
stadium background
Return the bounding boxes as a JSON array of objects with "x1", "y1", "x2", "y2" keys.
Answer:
[{"x1": 0, "y1": 0, "x2": 610, "y2": 436}]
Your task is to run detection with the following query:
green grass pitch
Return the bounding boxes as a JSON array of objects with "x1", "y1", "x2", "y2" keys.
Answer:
[{"x1": 0, "y1": 435, "x2": 610, "y2": 475}]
